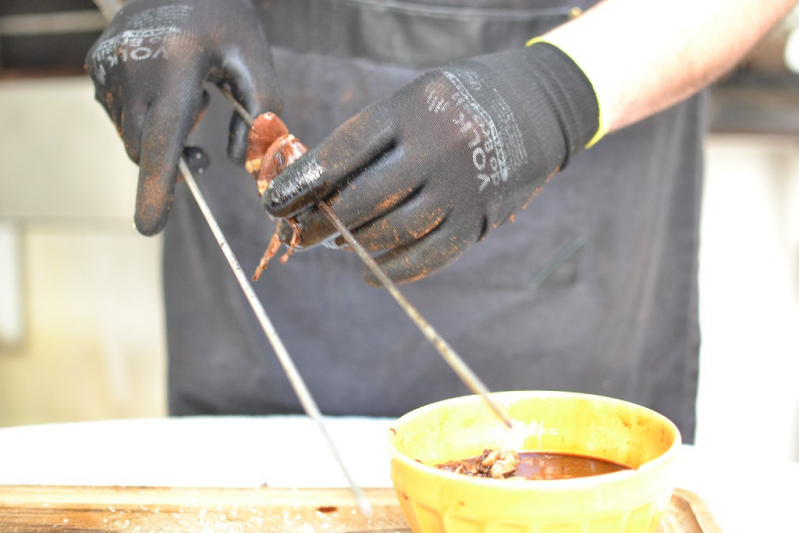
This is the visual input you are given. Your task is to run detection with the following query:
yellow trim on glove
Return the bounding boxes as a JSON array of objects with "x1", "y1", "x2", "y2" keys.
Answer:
[{"x1": 526, "y1": 36, "x2": 609, "y2": 148}]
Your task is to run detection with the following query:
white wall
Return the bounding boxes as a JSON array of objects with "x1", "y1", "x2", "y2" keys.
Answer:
[
  {"x1": 0, "y1": 78, "x2": 166, "y2": 425},
  {"x1": 0, "y1": 78, "x2": 797, "y2": 461},
  {"x1": 696, "y1": 136, "x2": 799, "y2": 461}
]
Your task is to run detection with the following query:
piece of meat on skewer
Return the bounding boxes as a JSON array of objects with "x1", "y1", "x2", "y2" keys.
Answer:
[{"x1": 245, "y1": 112, "x2": 306, "y2": 281}]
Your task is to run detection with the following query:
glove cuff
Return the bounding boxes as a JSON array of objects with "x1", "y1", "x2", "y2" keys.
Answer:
[{"x1": 526, "y1": 38, "x2": 607, "y2": 151}]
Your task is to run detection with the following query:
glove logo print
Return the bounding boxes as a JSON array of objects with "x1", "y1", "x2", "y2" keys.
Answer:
[
  {"x1": 440, "y1": 71, "x2": 509, "y2": 193},
  {"x1": 426, "y1": 92, "x2": 449, "y2": 113},
  {"x1": 90, "y1": 6, "x2": 192, "y2": 85}
]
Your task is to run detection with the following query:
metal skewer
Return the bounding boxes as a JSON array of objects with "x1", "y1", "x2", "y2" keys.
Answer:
[
  {"x1": 178, "y1": 158, "x2": 372, "y2": 516},
  {"x1": 317, "y1": 203, "x2": 513, "y2": 428},
  {"x1": 94, "y1": 0, "x2": 373, "y2": 518},
  {"x1": 220, "y1": 88, "x2": 513, "y2": 429}
]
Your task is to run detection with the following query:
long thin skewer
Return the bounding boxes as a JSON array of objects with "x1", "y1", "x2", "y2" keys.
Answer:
[
  {"x1": 178, "y1": 158, "x2": 372, "y2": 516},
  {"x1": 317, "y1": 203, "x2": 513, "y2": 428},
  {"x1": 93, "y1": 0, "x2": 373, "y2": 517},
  {"x1": 220, "y1": 88, "x2": 513, "y2": 429}
]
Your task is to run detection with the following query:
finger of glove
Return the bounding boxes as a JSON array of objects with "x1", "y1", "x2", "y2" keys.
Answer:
[
  {"x1": 134, "y1": 93, "x2": 203, "y2": 235},
  {"x1": 97, "y1": 88, "x2": 125, "y2": 136},
  {"x1": 193, "y1": 90, "x2": 211, "y2": 134},
  {"x1": 364, "y1": 219, "x2": 477, "y2": 286},
  {"x1": 334, "y1": 190, "x2": 448, "y2": 252},
  {"x1": 279, "y1": 150, "x2": 425, "y2": 249},
  {"x1": 119, "y1": 88, "x2": 209, "y2": 167},
  {"x1": 223, "y1": 51, "x2": 284, "y2": 166},
  {"x1": 263, "y1": 105, "x2": 396, "y2": 218},
  {"x1": 86, "y1": 49, "x2": 120, "y2": 126},
  {"x1": 276, "y1": 203, "x2": 332, "y2": 247},
  {"x1": 120, "y1": 98, "x2": 148, "y2": 164}
]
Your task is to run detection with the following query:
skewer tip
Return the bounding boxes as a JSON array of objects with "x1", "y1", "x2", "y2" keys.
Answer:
[{"x1": 354, "y1": 489, "x2": 373, "y2": 517}]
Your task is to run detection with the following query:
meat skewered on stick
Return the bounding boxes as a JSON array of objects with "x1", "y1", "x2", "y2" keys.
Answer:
[
  {"x1": 236, "y1": 99, "x2": 513, "y2": 430},
  {"x1": 245, "y1": 112, "x2": 305, "y2": 281}
]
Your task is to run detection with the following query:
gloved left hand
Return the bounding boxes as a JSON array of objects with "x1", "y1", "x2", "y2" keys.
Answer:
[
  {"x1": 263, "y1": 43, "x2": 601, "y2": 285},
  {"x1": 86, "y1": 0, "x2": 282, "y2": 235}
]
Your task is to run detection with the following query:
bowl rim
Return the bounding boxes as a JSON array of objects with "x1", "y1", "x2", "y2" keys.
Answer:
[{"x1": 388, "y1": 390, "x2": 682, "y2": 491}]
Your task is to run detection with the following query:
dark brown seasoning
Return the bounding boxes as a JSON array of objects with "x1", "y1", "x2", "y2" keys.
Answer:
[
  {"x1": 245, "y1": 112, "x2": 289, "y2": 176},
  {"x1": 435, "y1": 450, "x2": 630, "y2": 480},
  {"x1": 252, "y1": 231, "x2": 283, "y2": 282},
  {"x1": 246, "y1": 112, "x2": 306, "y2": 281},
  {"x1": 256, "y1": 134, "x2": 306, "y2": 196}
]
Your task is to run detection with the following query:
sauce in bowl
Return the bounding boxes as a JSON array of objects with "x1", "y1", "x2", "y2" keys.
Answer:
[{"x1": 436, "y1": 450, "x2": 630, "y2": 480}]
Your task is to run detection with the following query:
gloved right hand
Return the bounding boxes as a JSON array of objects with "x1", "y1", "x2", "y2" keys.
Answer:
[
  {"x1": 86, "y1": 0, "x2": 282, "y2": 235},
  {"x1": 263, "y1": 42, "x2": 602, "y2": 285}
]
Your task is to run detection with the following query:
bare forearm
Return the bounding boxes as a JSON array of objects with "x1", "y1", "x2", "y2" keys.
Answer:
[{"x1": 544, "y1": 0, "x2": 798, "y2": 132}]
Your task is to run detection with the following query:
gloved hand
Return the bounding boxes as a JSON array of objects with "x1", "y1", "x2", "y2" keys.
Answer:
[
  {"x1": 263, "y1": 43, "x2": 601, "y2": 285},
  {"x1": 86, "y1": 0, "x2": 282, "y2": 235}
]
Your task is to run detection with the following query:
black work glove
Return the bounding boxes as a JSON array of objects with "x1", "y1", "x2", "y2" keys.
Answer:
[
  {"x1": 262, "y1": 43, "x2": 599, "y2": 285},
  {"x1": 86, "y1": 0, "x2": 282, "y2": 235}
]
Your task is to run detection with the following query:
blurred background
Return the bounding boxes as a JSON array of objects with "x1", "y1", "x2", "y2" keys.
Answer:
[{"x1": 0, "y1": 1, "x2": 797, "y2": 461}]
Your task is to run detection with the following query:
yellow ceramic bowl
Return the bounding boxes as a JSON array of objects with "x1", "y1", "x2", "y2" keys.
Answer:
[{"x1": 389, "y1": 391, "x2": 681, "y2": 533}]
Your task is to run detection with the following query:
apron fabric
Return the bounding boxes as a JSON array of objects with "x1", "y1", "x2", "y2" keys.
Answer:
[{"x1": 164, "y1": 0, "x2": 703, "y2": 442}]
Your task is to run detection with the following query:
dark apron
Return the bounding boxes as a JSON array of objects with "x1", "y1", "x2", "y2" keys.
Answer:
[{"x1": 164, "y1": 0, "x2": 703, "y2": 442}]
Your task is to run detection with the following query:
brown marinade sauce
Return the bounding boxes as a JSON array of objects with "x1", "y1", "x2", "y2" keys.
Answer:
[{"x1": 436, "y1": 450, "x2": 630, "y2": 480}]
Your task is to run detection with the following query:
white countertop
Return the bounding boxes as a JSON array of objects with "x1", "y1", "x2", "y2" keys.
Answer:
[{"x1": 0, "y1": 416, "x2": 797, "y2": 532}]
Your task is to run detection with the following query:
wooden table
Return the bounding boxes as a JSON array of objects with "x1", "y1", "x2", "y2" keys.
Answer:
[
  {"x1": 1, "y1": 486, "x2": 407, "y2": 532},
  {"x1": 0, "y1": 486, "x2": 717, "y2": 532}
]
